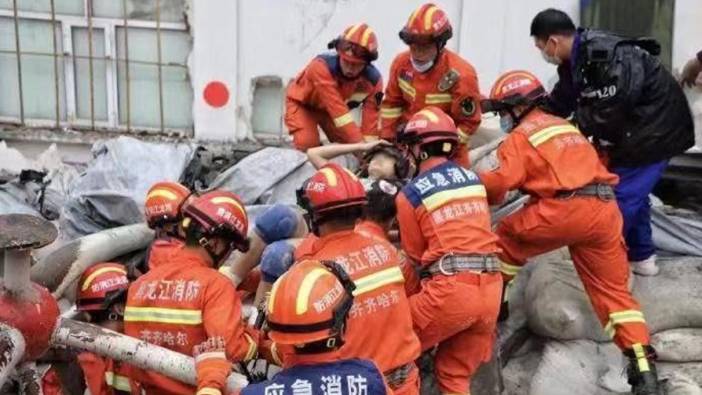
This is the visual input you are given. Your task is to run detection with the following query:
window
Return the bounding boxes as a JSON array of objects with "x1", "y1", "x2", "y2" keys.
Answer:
[
  {"x1": 0, "y1": 0, "x2": 192, "y2": 135},
  {"x1": 581, "y1": 0, "x2": 675, "y2": 70}
]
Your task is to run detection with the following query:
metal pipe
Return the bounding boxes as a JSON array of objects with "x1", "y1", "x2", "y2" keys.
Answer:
[
  {"x1": 155, "y1": 0, "x2": 165, "y2": 133},
  {"x1": 0, "y1": 323, "x2": 26, "y2": 388},
  {"x1": 51, "y1": 318, "x2": 248, "y2": 391},
  {"x1": 11, "y1": 0, "x2": 24, "y2": 124},
  {"x1": 4, "y1": 249, "x2": 32, "y2": 297},
  {"x1": 87, "y1": 0, "x2": 96, "y2": 130},
  {"x1": 49, "y1": 0, "x2": 60, "y2": 128},
  {"x1": 122, "y1": 0, "x2": 131, "y2": 132}
]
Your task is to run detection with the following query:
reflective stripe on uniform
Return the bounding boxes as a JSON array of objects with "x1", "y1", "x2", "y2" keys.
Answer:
[
  {"x1": 604, "y1": 310, "x2": 646, "y2": 338},
  {"x1": 104, "y1": 372, "x2": 132, "y2": 392},
  {"x1": 499, "y1": 260, "x2": 521, "y2": 277},
  {"x1": 243, "y1": 332, "x2": 258, "y2": 361},
  {"x1": 194, "y1": 351, "x2": 226, "y2": 363},
  {"x1": 124, "y1": 307, "x2": 203, "y2": 325},
  {"x1": 333, "y1": 112, "x2": 355, "y2": 128},
  {"x1": 425, "y1": 93, "x2": 453, "y2": 104},
  {"x1": 196, "y1": 388, "x2": 222, "y2": 395},
  {"x1": 528, "y1": 125, "x2": 580, "y2": 147},
  {"x1": 380, "y1": 107, "x2": 403, "y2": 119},
  {"x1": 348, "y1": 92, "x2": 369, "y2": 103},
  {"x1": 422, "y1": 185, "x2": 487, "y2": 211},
  {"x1": 398, "y1": 79, "x2": 416, "y2": 98},
  {"x1": 353, "y1": 266, "x2": 405, "y2": 296},
  {"x1": 632, "y1": 343, "x2": 651, "y2": 373}
]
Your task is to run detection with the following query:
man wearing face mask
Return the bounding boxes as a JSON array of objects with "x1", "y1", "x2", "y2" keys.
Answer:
[
  {"x1": 380, "y1": 3, "x2": 482, "y2": 169},
  {"x1": 530, "y1": 9, "x2": 694, "y2": 277},
  {"x1": 285, "y1": 23, "x2": 384, "y2": 151}
]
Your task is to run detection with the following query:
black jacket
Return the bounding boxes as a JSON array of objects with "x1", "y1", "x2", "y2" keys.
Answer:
[{"x1": 545, "y1": 29, "x2": 694, "y2": 167}]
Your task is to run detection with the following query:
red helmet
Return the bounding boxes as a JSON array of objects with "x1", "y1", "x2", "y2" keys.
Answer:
[
  {"x1": 76, "y1": 263, "x2": 129, "y2": 312},
  {"x1": 483, "y1": 70, "x2": 546, "y2": 113},
  {"x1": 398, "y1": 106, "x2": 458, "y2": 148},
  {"x1": 331, "y1": 23, "x2": 378, "y2": 63},
  {"x1": 399, "y1": 3, "x2": 453, "y2": 45},
  {"x1": 267, "y1": 260, "x2": 355, "y2": 346},
  {"x1": 301, "y1": 163, "x2": 367, "y2": 215},
  {"x1": 144, "y1": 181, "x2": 191, "y2": 228},
  {"x1": 182, "y1": 190, "x2": 250, "y2": 254}
]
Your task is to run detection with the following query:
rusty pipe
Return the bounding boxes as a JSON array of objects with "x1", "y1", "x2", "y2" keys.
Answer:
[
  {"x1": 51, "y1": 318, "x2": 248, "y2": 391},
  {"x1": 0, "y1": 323, "x2": 26, "y2": 388}
]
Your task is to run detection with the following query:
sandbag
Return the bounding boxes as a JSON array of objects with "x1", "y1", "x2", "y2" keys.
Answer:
[{"x1": 652, "y1": 329, "x2": 702, "y2": 362}]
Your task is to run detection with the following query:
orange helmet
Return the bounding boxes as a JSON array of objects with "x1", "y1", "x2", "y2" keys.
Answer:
[
  {"x1": 483, "y1": 70, "x2": 547, "y2": 113},
  {"x1": 182, "y1": 190, "x2": 250, "y2": 259},
  {"x1": 76, "y1": 263, "x2": 129, "y2": 312},
  {"x1": 299, "y1": 163, "x2": 367, "y2": 216},
  {"x1": 398, "y1": 106, "x2": 459, "y2": 148},
  {"x1": 144, "y1": 181, "x2": 191, "y2": 228},
  {"x1": 399, "y1": 3, "x2": 453, "y2": 45},
  {"x1": 266, "y1": 260, "x2": 355, "y2": 346},
  {"x1": 330, "y1": 23, "x2": 378, "y2": 63}
]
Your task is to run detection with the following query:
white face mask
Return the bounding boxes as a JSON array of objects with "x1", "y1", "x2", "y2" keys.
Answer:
[
  {"x1": 541, "y1": 49, "x2": 561, "y2": 65},
  {"x1": 411, "y1": 57, "x2": 434, "y2": 73}
]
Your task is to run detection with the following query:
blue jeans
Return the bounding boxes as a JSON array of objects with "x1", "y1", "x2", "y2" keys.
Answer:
[{"x1": 612, "y1": 161, "x2": 668, "y2": 261}]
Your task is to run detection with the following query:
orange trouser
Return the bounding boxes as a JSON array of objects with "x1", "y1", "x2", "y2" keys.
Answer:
[
  {"x1": 285, "y1": 98, "x2": 363, "y2": 151},
  {"x1": 496, "y1": 196, "x2": 651, "y2": 351},
  {"x1": 409, "y1": 271, "x2": 502, "y2": 394}
]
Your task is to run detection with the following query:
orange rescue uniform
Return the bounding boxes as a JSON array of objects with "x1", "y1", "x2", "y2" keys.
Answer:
[
  {"x1": 296, "y1": 228, "x2": 422, "y2": 395},
  {"x1": 395, "y1": 157, "x2": 502, "y2": 394},
  {"x1": 380, "y1": 49, "x2": 481, "y2": 168},
  {"x1": 286, "y1": 54, "x2": 383, "y2": 150},
  {"x1": 78, "y1": 352, "x2": 139, "y2": 395},
  {"x1": 124, "y1": 245, "x2": 257, "y2": 395},
  {"x1": 147, "y1": 237, "x2": 184, "y2": 271},
  {"x1": 479, "y1": 109, "x2": 651, "y2": 351}
]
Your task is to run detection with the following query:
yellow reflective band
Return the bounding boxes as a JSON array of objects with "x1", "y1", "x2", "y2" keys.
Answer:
[
  {"x1": 196, "y1": 388, "x2": 222, "y2": 395},
  {"x1": 422, "y1": 185, "x2": 487, "y2": 211},
  {"x1": 417, "y1": 108, "x2": 439, "y2": 122},
  {"x1": 268, "y1": 272, "x2": 287, "y2": 313},
  {"x1": 296, "y1": 268, "x2": 332, "y2": 315},
  {"x1": 380, "y1": 107, "x2": 403, "y2": 118},
  {"x1": 528, "y1": 125, "x2": 580, "y2": 147},
  {"x1": 243, "y1": 332, "x2": 258, "y2": 361},
  {"x1": 398, "y1": 78, "x2": 416, "y2": 98},
  {"x1": 104, "y1": 372, "x2": 132, "y2": 392},
  {"x1": 360, "y1": 27, "x2": 374, "y2": 47},
  {"x1": 632, "y1": 343, "x2": 651, "y2": 373},
  {"x1": 146, "y1": 189, "x2": 178, "y2": 201},
  {"x1": 194, "y1": 351, "x2": 226, "y2": 363},
  {"x1": 210, "y1": 196, "x2": 246, "y2": 218},
  {"x1": 424, "y1": 5, "x2": 439, "y2": 30},
  {"x1": 345, "y1": 23, "x2": 362, "y2": 40},
  {"x1": 319, "y1": 167, "x2": 339, "y2": 187},
  {"x1": 271, "y1": 342, "x2": 283, "y2": 366},
  {"x1": 333, "y1": 112, "x2": 355, "y2": 128},
  {"x1": 499, "y1": 261, "x2": 521, "y2": 277},
  {"x1": 604, "y1": 310, "x2": 646, "y2": 338},
  {"x1": 348, "y1": 92, "x2": 369, "y2": 103},
  {"x1": 81, "y1": 267, "x2": 127, "y2": 291},
  {"x1": 425, "y1": 93, "x2": 453, "y2": 104},
  {"x1": 408, "y1": 9, "x2": 420, "y2": 28},
  {"x1": 457, "y1": 127, "x2": 470, "y2": 145},
  {"x1": 353, "y1": 266, "x2": 404, "y2": 296},
  {"x1": 124, "y1": 307, "x2": 203, "y2": 325}
]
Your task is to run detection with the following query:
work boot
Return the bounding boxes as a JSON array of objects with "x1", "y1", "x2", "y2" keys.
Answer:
[
  {"x1": 631, "y1": 255, "x2": 659, "y2": 276},
  {"x1": 625, "y1": 345, "x2": 661, "y2": 395}
]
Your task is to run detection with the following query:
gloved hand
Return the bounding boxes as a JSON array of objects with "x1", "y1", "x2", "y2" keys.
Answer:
[{"x1": 193, "y1": 337, "x2": 232, "y2": 395}]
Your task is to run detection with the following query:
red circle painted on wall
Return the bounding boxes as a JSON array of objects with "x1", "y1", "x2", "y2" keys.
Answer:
[{"x1": 203, "y1": 81, "x2": 230, "y2": 108}]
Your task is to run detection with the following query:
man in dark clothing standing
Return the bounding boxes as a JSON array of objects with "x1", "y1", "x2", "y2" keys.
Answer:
[{"x1": 529, "y1": 9, "x2": 694, "y2": 278}]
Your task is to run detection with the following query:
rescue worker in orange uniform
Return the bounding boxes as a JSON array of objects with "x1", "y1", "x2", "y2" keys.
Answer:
[
  {"x1": 395, "y1": 106, "x2": 502, "y2": 394},
  {"x1": 479, "y1": 71, "x2": 659, "y2": 395},
  {"x1": 380, "y1": 3, "x2": 482, "y2": 168},
  {"x1": 144, "y1": 181, "x2": 193, "y2": 271},
  {"x1": 286, "y1": 23, "x2": 383, "y2": 151},
  {"x1": 296, "y1": 164, "x2": 422, "y2": 395},
  {"x1": 124, "y1": 191, "x2": 258, "y2": 395},
  {"x1": 75, "y1": 263, "x2": 139, "y2": 395}
]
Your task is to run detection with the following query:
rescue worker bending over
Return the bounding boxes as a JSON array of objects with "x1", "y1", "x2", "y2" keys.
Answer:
[
  {"x1": 76, "y1": 263, "x2": 139, "y2": 395},
  {"x1": 296, "y1": 164, "x2": 422, "y2": 395},
  {"x1": 125, "y1": 191, "x2": 258, "y2": 395},
  {"x1": 381, "y1": 3, "x2": 482, "y2": 168},
  {"x1": 144, "y1": 181, "x2": 193, "y2": 271},
  {"x1": 306, "y1": 139, "x2": 411, "y2": 182},
  {"x1": 480, "y1": 71, "x2": 659, "y2": 395},
  {"x1": 286, "y1": 23, "x2": 383, "y2": 151},
  {"x1": 395, "y1": 106, "x2": 502, "y2": 394}
]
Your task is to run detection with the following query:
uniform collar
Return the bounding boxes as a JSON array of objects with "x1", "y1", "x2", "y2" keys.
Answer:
[
  {"x1": 355, "y1": 220, "x2": 387, "y2": 240},
  {"x1": 418, "y1": 157, "x2": 448, "y2": 174},
  {"x1": 166, "y1": 245, "x2": 213, "y2": 269}
]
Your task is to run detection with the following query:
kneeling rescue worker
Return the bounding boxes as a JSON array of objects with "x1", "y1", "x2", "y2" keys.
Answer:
[
  {"x1": 125, "y1": 191, "x2": 258, "y2": 395},
  {"x1": 395, "y1": 106, "x2": 502, "y2": 394},
  {"x1": 480, "y1": 70, "x2": 659, "y2": 395},
  {"x1": 285, "y1": 23, "x2": 383, "y2": 151}
]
